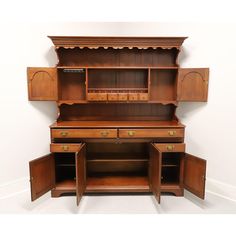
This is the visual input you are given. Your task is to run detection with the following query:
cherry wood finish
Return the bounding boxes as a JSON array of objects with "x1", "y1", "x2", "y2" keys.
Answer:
[
  {"x1": 29, "y1": 154, "x2": 55, "y2": 201},
  {"x1": 28, "y1": 36, "x2": 209, "y2": 206}
]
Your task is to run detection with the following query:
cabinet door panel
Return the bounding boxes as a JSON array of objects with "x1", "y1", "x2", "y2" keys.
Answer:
[
  {"x1": 76, "y1": 143, "x2": 86, "y2": 206},
  {"x1": 184, "y1": 153, "x2": 206, "y2": 199},
  {"x1": 177, "y1": 68, "x2": 209, "y2": 101},
  {"x1": 29, "y1": 154, "x2": 55, "y2": 201},
  {"x1": 149, "y1": 144, "x2": 162, "y2": 204},
  {"x1": 27, "y1": 67, "x2": 58, "y2": 101}
]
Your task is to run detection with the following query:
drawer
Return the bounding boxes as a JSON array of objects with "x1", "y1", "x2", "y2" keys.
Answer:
[
  {"x1": 153, "y1": 143, "x2": 185, "y2": 152},
  {"x1": 50, "y1": 143, "x2": 82, "y2": 152},
  {"x1": 118, "y1": 93, "x2": 128, "y2": 101},
  {"x1": 119, "y1": 129, "x2": 184, "y2": 138},
  {"x1": 51, "y1": 129, "x2": 117, "y2": 138},
  {"x1": 108, "y1": 93, "x2": 118, "y2": 101},
  {"x1": 128, "y1": 93, "x2": 139, "y2": 101},
  {"x1": 139, "y1": 93, "x2": 149, "y2": 101},
  {"x1": 87, "y1": 93, "x2": 107, "y2": 101}
]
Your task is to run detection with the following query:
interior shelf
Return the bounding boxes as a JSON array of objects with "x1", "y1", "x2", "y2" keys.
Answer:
[
  {"x1": 55, "y1": 179, "x2": 76, "y2": 191},
  {"x1": 57, "y1": 66, "x2": 179, "y2": 69},
  {"x1": 86, "y1": 175, "x2": 150, "y2": 192}
]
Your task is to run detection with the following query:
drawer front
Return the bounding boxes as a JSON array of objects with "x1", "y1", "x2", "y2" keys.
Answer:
[
  {"x1": 139, "y1": 93, "x2": 149, "y2": 101},
  {"x1": 154, "y1": 143, "x2": 185, "y2": 152},
  {"x1": 50, "y1": 143, "x2": 82, "y2": 152},
  {"x1": 108, "y1": 93, "x2": 118, "y2": 101},
  {"x1": 97, "y1": 93, "x2": 107, "y2": 101},
  {"x1": 119, "y1": 129, "x2": 184, "y2": 138},
  {"x1": 128, "y1": 93, "x2": 139, "y2": 101},
  {"x1": 118, "y1": 93, "x2": 128, "y2": 101},
  {"x1": 51, "y1": 129, "x2": 117, "y2": 138},
  {"x1": 87, "y1": 93, "x2": 107, "y2": 101}
]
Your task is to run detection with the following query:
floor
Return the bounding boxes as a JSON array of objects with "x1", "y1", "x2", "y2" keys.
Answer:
[{"x1": 1, "y1": 188, "x2": 236, "y2": 214}]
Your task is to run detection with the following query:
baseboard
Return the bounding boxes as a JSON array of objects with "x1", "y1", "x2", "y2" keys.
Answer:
[
  {"x1": 0, "y1": 177, "x2": 29, "y2": 200},
  {"x1": 206, "y1": 178, "x2": 236, "y2": 202}
]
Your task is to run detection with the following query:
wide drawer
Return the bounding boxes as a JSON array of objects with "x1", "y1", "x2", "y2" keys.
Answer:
[
  {"x1": 154, "y1": 143, "x2": 185, "y2": 152},
  {"x1": 50, "y1": 143, "x2": 82, "y2": 152},
  {"x1": 51, "y1": 129, "x2": 117, "y2": 138},
  {"x1": 119, "y1": 129, "x2": 184, "y2": 138}
]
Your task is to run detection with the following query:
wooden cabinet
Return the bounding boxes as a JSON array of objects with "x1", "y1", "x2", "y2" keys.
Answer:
[{"x1": 27, "y1": 36, "x2": 209, "y2": 207}]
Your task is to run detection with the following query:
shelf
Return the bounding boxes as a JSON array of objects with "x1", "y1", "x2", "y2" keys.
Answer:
[
  {"x1": 55, "y1": 179, "x2": 76, "y2": 191},
  {"x1": 57, "y1": 100, "x2": 177, "y2": 105},
  {"x1": 86, "y1": 175, "x2": 150, "y2": 192},
  {"x1": 162, "y1": 164, "x2": 178, "y2": 167},
  {"x1": 57, "y1": 66, "x2": 179, "y2": 70},
  {"x1": 88, "y1": 88, "x2": 148, "y2": 91}
]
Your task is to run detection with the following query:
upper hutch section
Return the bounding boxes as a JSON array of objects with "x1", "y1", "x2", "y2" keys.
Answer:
[{"x1": 48, "y1": 36, "x2": 187, "y2": 67}]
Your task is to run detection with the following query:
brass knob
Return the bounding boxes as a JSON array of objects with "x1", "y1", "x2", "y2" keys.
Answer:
[
  {"x1": 101, "y1": 131, "x2": 109, "y2": 137},
  {"x1": 128, "y1": 131, "x2": 135, "y2": 136},
  {"x1": 62, "y1": 145, "x2": 69, "y2": 151},
  {"x1": 168, "y1": 131, "x2": 176, "y2": 136},
  {"x1": 60, "y1": 131, "x2": 68, "y2": 137},
  {"x1": 166, "y1": 145, "x2": 174, "y2": 151}
]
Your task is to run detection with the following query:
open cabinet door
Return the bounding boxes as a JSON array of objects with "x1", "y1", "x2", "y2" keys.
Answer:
[
  {"x1": 27, "y1": 67, "x2": 58, "y2": 101},
  {"x1": 177, "y1": 68, "x2": 209, "y2": 101},
  {"x1": 149, "y1": 144, "x2": 162, "y2": 204},
  {"x1": 29, "y1": 154, "x2": 55, "y2": 201},
  {"x1": 184, "y1": 153, "x2": 206, "y2": 199},
  {"x1": 76, "y1": 144, "x2": 86, "y2": 206}
]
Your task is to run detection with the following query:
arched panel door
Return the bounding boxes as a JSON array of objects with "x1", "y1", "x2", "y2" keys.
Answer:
[
  {"x1": 177, "y1": 68, "x2": 209, "y2": 101},
  {"x1": 27, "y1": 67, "x2": 58, "y2": 101}
]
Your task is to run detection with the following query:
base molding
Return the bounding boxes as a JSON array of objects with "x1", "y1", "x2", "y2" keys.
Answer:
[{"x1": 206, "y1": 178, "x2": 236, "y2": 202}]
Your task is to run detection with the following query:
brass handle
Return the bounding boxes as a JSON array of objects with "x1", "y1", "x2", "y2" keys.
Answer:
[
  {"x1": 168, "y1": 131, "x2": 176, "y2": 136},
  {"x1": 101, "y1": 131, "x2": 109, "y2": 137},
  {"x1": 62, "y1": 145, "x2": 69, "y2": 151},
  {"x1": 60, "y1": 131, "x2": 68, "y2": 137},
  {"x1": 128, "y1": 131, "x2": 135, "y2": 136},
  {"x1": 166, "y1": 145, "x2": 174, "y2": 151}
]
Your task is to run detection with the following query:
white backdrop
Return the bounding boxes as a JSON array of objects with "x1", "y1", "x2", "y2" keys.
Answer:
[{"x1": 0, "y1": 22, "x2": 236, "y2": 197}]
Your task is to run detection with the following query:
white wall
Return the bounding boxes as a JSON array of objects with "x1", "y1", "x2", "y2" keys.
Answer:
[{"x1": 0, "y1": 22, "x2": 236, "y2": 190}]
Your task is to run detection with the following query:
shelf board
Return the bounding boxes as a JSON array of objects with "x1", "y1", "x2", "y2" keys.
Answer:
[
  {"x1": 86, "y1": 175, "x2": 150, "y2": 192},
  {"x1": 88, "y1": 88, "x2": 148, "y2": 91},
  {"x1": 57, "y1": 66, "x2": 179, "y2": 70},
  {"x1": 55, "y1": 179, "x2": 76, "y2": 191},
  {"x1": 162, "y1": 164, "x2": 179, "y2": 167},
  {"x1": 57, "y1": 100, "x2": 177, "y2": 105}
]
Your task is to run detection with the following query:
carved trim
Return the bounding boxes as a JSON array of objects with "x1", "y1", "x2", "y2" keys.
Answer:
[{"x1": 49, "y1": 36, "x2": 187, "y2": 49}]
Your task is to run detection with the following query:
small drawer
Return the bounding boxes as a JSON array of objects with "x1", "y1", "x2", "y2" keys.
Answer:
[
  {"x1": 50, "y1": 143, "x2": 82, "y2": 152},
  {"x1": 119, "y1": 129, "x2": 184, "y2": 138},
  {"x1": 97, "y1": 93, "x2": 107, "y2": 101},
  {"x1": 139, "y1": 93, "x2": 149, "y2": 101},
  {"x1": 87, "y1": 93, "x2": 98, "y2": 101},
  {"x1": 128, "y1": 93, "x2": 139, "y2": 101},
  {"x1": 108, "y1": 93, "x2": 118, "y2": 101},
  {"x1": 118, "y1": 93, "x2": 128, "y2": 101},
  {"x1": 154, "y1": 143, "x2": 185, "y2": 152},
  {"x1": 51, "y1": 129, "x2": 118, "y2": 139}
]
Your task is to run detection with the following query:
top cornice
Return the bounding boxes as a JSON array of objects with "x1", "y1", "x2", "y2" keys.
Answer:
[{"x1": 48, "y1": 36, "x2": 188, "y2": 49}]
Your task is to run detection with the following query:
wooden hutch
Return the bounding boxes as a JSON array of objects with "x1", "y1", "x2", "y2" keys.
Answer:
[{"x1": 27, "y1": 36, "x2": 209, "y2": 206}]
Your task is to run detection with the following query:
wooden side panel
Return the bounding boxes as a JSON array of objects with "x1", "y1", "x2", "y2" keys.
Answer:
[
  {"x1": 184, "y1": 153, "x2": 206, "y2": 199},
  {"x1": 149, "y1": 144, "x2": 162, "y2": 204},
  {"x1": 76, "y1": 144, "x2": 86, "y2": 206},
  {"x1": 177, "y1": 68, "x2": 209, "y2": 101},
  {"x1": 27, "y1": 67, "x2": 58, "y2": 101},
  {"x1": 29, "y1": 154, "x2": 55, "y2": 201}
]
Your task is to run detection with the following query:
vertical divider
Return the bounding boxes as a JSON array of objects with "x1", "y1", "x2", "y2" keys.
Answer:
[
  {"x1": 148, "y1": 68, "x2": 151, "y2": 101},
  {"x1": 85, "y1": 68, "x2": 88, "y2": 101}
]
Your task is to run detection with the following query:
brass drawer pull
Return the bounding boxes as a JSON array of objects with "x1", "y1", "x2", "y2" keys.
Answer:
[
  {"x1": 168, "y1": 130, "x2": 176, "y2": 136},
  {"x1": 100, "y1": 131, "x2": 109, "y2": 137},
  {"x1": 62, "y1": 145, "x2": 69, "y2": 151},
  {"x1": 166, "y1": 145, "x2": 174, "y2": 151},
  {"x1": 60, "y1": 131, "x2": 68, "y2": 137},
  {"x1": 128, "y1": 131, "x2": 135, "y2": 136}
]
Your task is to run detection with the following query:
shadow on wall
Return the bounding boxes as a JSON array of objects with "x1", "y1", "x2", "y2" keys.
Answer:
[
  {"x1": 176, "y1": 102, "x2": 207, "y2": 119},
  {"x1": 44, "y1": 46, "x2": 58, "y2": 66},
  {"x1": 28, "y1": 101, "x2": 58, "y2": 120}
]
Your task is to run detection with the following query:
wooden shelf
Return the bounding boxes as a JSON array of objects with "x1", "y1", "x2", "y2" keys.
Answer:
[
  {"x1": 86, "y1": 176, "x2": 150, "y2": 192},
  {"x1": 55, "y1": 179, "x2": 76, "y2": 191},
  {"x1": 88, "y1": 88, "x2": 148, "y2": 91},
  {"x1": 57, "y1": 66, "x2": 179, "y2": 70}
]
